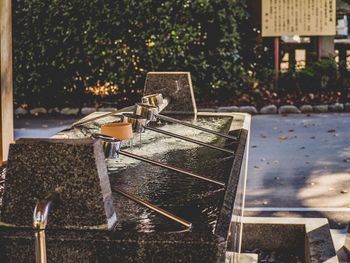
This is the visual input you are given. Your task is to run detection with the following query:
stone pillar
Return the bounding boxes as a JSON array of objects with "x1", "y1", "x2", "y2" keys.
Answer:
[{"x1": 0, "y1": 0, "x2": 14, "y2": 163}]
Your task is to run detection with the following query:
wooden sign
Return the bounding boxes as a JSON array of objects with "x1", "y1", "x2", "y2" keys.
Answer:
[{"x1": 262, "y1": 0, "x2": 336, "y2": 37}]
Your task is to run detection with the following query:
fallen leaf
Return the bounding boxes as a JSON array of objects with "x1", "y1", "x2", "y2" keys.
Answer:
[
  {"x1": 288, "y1": 129, "x2": 295, "y2": 132},
  {"x1": 254, "y1": 165, "x2": 260, "y2": 169},
  {"x1": 260, "y1": 134, "x2": 267, "y2": 138},
  {"x1": 341, "y1": 190, "x2": 348, "y2": 194},
  {"x1": 310, "y1": 136, "x2": 316, "y2": 139},
  {"x1": 327, "y1": 129, "x2": 336, "y2": 133},
  {"x1": 251, "y1": 145, "x2": 258, "y2": 148},
  {"x1": 278, "y1": 135, "x2": 288, "y2": 140}
]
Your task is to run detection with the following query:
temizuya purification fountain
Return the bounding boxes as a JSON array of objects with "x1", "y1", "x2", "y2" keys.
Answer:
[{"x1": 0, "y1": 72, "x2": 251, "y2": 262}]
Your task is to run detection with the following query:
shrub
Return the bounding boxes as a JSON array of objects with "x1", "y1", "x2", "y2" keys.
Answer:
[
  {"x1": 297, "y1": 59, "x2": 338, "y2": 94},
  {"x1": 13, "y1": 0, "x2": 247, "y2": 108},
  {"x1": 276, "y1": 59, "x2": 338, "y2": 96}
]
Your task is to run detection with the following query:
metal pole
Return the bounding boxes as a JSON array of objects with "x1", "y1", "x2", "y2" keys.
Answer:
[
  {"x1": 144, "y1": 126, "x2": 235, "y2": 155},
  {"x1": 34, "y1": 230, "x2": 47, "y2": 263},
  {"x1": 119, "y1": 150, "x2": 225, "y2": 187},
  {"x1": 33, "y1": 192, "x2": 59, "y2": 263},
  {"x1": 274, "y1": 37, "x2": 280, "y2": 89},
  {"x1": 113, "y1": 186, "x2": 192, "y2": 228},
  {"x1": 157, "y1": 114, "x2": 237, "y2": 140}
]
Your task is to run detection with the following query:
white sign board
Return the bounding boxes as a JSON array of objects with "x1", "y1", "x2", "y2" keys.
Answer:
[{"x1": 262, "y1": 0, "x2": 336, "y2": 37}]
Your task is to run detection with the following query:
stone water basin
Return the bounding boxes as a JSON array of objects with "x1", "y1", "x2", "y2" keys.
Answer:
[{"x1": 0, "y1": 112, "x2": 250, "y2": 263}]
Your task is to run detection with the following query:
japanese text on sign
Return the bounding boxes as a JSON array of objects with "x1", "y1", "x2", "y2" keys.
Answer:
[{"x1": 262, "y1": 0, "x2": 336, "y2": 37}]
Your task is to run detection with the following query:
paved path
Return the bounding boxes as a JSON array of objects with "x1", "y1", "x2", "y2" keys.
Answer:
[
  {"x1": 245, "y1": 113, "x2": 350, "y2": 228},
  {"x1": 14, "y1": 116, "x2": 78, "y2": 139}
]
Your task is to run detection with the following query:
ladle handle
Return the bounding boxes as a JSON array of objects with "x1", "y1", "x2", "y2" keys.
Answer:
[
  {"x1": 144, "y1": 126, "x2": 235, "y2": 154},
  {"x1": 91, "y1": 133, "x2": 120, "y2": 142},
  {"x1": 119, "y1": 150, "x2": 225, "y2": 187},
  {"x1": 157, "y1": 114, "x2": 238, "y2": 140},
  {"x1": 113, "y1": 186, "x2": 192, "y2": 229}
]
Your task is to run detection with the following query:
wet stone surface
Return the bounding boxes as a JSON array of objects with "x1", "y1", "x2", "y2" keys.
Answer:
[
  {"x1": 103, "y1": 116, "x2": 238, "y2": 233},
  {"x1": 110, "y1": 140, "x2": 234, "y2": 233}
]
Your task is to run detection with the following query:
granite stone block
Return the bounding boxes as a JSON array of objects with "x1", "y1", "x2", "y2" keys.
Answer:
[
  {"x1": 1, "y1": 138, "x2": 117, "y2": 230},
  {"x1": 144, "y1": 72, "x2": 197, "y2": 115}
]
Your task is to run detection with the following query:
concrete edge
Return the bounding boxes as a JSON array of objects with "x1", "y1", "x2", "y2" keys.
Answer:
[{"x1": 242, "y1": 217, "x2": 339, "y2": 263}]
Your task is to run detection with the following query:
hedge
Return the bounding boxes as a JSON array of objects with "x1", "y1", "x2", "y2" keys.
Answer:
[{"x1": 13, "y1": 0, "x2": 247, "y2": 108}]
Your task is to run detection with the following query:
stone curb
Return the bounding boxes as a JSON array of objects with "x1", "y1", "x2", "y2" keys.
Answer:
[
  {"x1": 14, "y1": 103, "x2": 350, "y2": 116},
  {"x1": 242, "y1": 217, "x2": 339, "y2": 263}
]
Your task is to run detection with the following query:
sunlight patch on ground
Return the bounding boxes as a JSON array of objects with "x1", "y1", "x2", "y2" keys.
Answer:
[{"x1": 298, "y1": 172, "x2": 350, "y2": 208}]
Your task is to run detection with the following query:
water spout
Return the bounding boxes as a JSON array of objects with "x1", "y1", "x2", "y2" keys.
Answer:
[{"x1": 33, "y1": 192, "x2": 60, "y2": 263}]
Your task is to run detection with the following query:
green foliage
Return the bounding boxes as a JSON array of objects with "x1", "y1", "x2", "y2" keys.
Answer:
[
  {"x1": 278, "y1": 70, "x2": 297, "y2": 94},
  {"x1": 278, "y1": 59, "x2": 338, "y2": 95},
  {"x1": 298, "y1": 59, "x2": 338, "y2": 93},
  {"x1": 13, "y1": 0, "x2": 247, "y2": 107}
]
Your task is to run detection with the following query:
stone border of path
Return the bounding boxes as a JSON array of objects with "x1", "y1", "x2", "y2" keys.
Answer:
[
  {"x1": 202, "y1": 102, "x2": 350, "y2": 115},
  {"x1": 13, "y1": 102, "x2": 350, "y2": 116}
]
